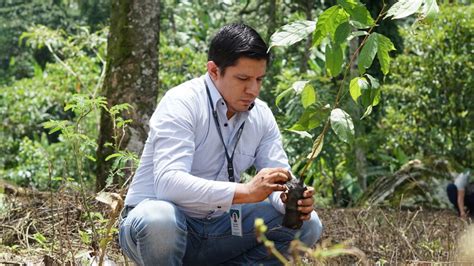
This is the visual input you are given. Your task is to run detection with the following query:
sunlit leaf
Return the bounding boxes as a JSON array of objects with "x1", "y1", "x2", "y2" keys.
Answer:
[
  {"x1": 348, "y1": 30, "x2": 368, "y2": 40},
  {"x1": 313, "y1": 6, "x2": 349, "y2": 47},
  {"x1": 330, "y1": 108, "x2": 354, "y2": 143},
  {"x1": 365, "y1": 74, "x2": 380, "y2": 89},
  {"x1": 307, "y1": 133, "x2": 324, "y2": 159},
  {"x1": 360, "y1": 105, "x2": 373, "y2": 120},
  {"x1": 286, "y1": 129, "x2": 312, "y2": 139},
  {"x1": 291, "y1": 80, "x2": 310, "y2": 94},
  {"x1": 349, "y1": 77, "x2": 368, "y2": 102},
  {"x1": 105, "y1": 153, "x2": 121, "y2": 161},
  {"x1": 421, "y1": 0, "x2": 439, "y2": 23},
  {"x1": 337, "y1": 0, "x2": 375, "y2": 28},
  {"x1": 301, "y1": 84, "x2": 316, "y2": 108},
  {"x1": 385, "y1": 0, "x2": 423, "y2": 20},
  {"x1": 269, "y1": 20, "x2": 316, "y2": 50}
]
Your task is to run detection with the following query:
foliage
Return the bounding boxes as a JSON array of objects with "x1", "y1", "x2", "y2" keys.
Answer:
[
  {"x1": 0, "y1": 0, "x2": 109, "y2": 85},
  {"x1": 375, "y1": 4, "x2": 473, "y2": 169},
  {"x1": 269, "y1": 0, "x2": 452, "y2": 206}
]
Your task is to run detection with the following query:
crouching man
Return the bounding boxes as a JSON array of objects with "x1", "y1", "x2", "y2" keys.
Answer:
[{"x1": 118, "y1": 23, "x2": 323, "y2": 265}]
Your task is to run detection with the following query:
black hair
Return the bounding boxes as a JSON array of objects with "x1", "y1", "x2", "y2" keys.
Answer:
[{"x1": 208, "y1": 23, "x2": 270, "y2": 75}]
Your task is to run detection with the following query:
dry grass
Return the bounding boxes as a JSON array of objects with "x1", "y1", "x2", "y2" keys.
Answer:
[{"x1": 0, "y1": 189, "x2": 472, "y2": 265}]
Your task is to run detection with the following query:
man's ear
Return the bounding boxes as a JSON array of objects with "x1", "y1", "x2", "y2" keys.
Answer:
[{"x1": 207, "y1": 61, "x2": 219, "y2": 80}]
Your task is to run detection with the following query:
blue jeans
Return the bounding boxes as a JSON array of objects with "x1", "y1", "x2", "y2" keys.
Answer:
[
  {"x1": 447, "y1": 183, "x2": 474, "y2": 215},
  {"x1": 119, "y1": 199, "x2": 323, "y2": 265}
]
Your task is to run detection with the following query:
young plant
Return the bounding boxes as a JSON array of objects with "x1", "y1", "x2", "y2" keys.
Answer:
[{"x1": 270, "y1": 0, "x2": 439, "y2": 180}]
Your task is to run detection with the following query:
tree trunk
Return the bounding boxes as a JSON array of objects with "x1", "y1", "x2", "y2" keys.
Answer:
[
  {"x1": 299, "y1": 0, "x2": 313, "y2": 73},
  {"x1": 96, "y1": 0, "x2": 160, "y2": 191}
]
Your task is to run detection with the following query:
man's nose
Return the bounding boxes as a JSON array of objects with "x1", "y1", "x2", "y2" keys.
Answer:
[{"x1": 246, "y1": 80, "x2": 260, "y2": 97}]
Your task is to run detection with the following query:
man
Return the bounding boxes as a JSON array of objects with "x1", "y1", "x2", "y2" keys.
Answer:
[
  {"x1": 119, "y1": 23, "x2": 323, "y2": 265},
  {"x1": 447, "y1": 169, "x2": 473, "y2": 218}
]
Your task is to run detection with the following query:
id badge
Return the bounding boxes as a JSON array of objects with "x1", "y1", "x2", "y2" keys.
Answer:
[{"x1": 229, "y1": 205, "x2": 242, "y2": 237}]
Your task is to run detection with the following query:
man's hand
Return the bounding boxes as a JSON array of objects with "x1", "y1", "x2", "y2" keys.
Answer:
[
  {"x1": 281, "y1": 186, "x2": 315, "y2": 220},
  {"x1": 233, "y1": 168, "x2": 290, "y2": 204}
]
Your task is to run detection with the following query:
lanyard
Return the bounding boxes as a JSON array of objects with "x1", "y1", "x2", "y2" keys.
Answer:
[{"x1": 205, "y1": 80, "x2": 245, "y2": 182}]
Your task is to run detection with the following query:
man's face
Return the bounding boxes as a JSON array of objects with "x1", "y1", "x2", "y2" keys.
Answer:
[{"x1": 208, "y1": 57, "x2": 267, "y2": 118}]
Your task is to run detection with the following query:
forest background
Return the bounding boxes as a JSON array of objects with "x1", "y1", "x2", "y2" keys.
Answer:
[{"x1": 0, "y1": 0, "x2": 473, "y2": 264}]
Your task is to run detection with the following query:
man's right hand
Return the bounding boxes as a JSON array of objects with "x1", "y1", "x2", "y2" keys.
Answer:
[{"x1": 233, "y1": 168, "x2": 290, "y2": 204}]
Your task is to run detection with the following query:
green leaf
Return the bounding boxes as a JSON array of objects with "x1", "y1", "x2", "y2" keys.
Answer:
[
  {"x1": 360, "y1": 105, "x2": 373, "y2": 120},
  {"x1": 349, "y1": 77, "x2": 368, "y2": 102},
  {"x1": 348, "y1": 30, "x2": 368, "y2": 40},
  {"x1": 375, "y1": 33, "x2": 396, "y2": 75},
  {"x1": 325, "y1": 42, "x2": 344, "y2": 77},
  {"x1": 105, "y1": 153, "x2": 122, "y2": 161},
  {"x1": 334, "y1": 22, "x2": 351, "y2": 45},
  {"x1": 276, "y1": 88, "x2": 293, "y2": 108},
  {"x1": 269, "y1": 20, "x2": 316, "y2": 51},
  {"x1": 421, "y1": 0, "x2": 439, "y2": 23},
  {"x1": 313, "y1": 6, "x2": 349, "y2": 47},
  {"x1": 330, "y1": 108, "x2": 354, "y2": 143},
  {"x1": 33, "y1": 232, "x2": 47, "y2": 245},
  {"x1": 385, "y1": 0, "x2": 423, "y2": 20},
  {"x1": 86, "y1": 155, "x2": 96, "y2": 162},
  {"x1": 286, "y1": 129, "x2": 312, "y2": 139},
  {"x1": 291, "y1": 80, "x2": 310, "y2": 94},
  {"x1": 337, "y1": 0, "x2": 375, "y2": 28},
  {"x1": 358, "y1": 33, "x2": 378, "y2": 74},
  {"x1": 307, "y1": 133, "x2": 324, "y2": 160},
  {"x1": 364, "y1": 74, "x2": 380, "y2": 89},
  {"x1": 290, "y1": 104, "x2": 330, "y2": 131},
  {"x1": 301, "y1": 85, "x2": 316, "y2": 108},
  {"x1": 360, "y1": 86, "x2": 380, "y2": 107}
]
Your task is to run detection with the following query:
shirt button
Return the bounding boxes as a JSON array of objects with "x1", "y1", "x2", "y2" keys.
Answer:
[
  {"x1": 224, "y1": 123, "x2": 228, "y2": 127},
  {"x1": 221, "y1": 102, "x2": 225, "y2": 105}
]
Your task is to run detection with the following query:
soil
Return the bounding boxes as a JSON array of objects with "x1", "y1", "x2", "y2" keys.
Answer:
[{"x1": 0, "y1": 189, "x2": 472, "y2": 265}]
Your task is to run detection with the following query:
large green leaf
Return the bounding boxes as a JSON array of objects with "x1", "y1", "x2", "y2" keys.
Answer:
[
  {"x1": 358, "y1": 33, "x2": 395, "y2": 75},
  {"x1": 376, "y1": 33, "x2": 396, "y2": 75},
  {"x1": 421, "y1": 0, "x2": 439, "y2": 23},
  {"x1": 337, "y1": 0, "x2": 375, "y2": 28},
  {"x1": 269, "y1": 20, "x2": 316, "y2": 50},
  {"x1": 385, "y1": 0, "x2": 423, "y2": 20},
  {"x1": 301, "y1": 84, "x2": 316, "y2": 108},
  {"x1": 290, "y1": 104, "x2": 330, "y2": 131},
  {"x1": 330, "y1": 108, "x2": 354, "y2": 143},
  {"x1": 358, "y1": 33, "x2": 377, "y2": 74},
  {"x1": 334, "y1": 22, "x2": 351, "y2": 46},
  {"x1": 325, "y1": 42, "x2": 344, "y2": 77},
  {"x1": 313, "y1": 6, "x2": 349, "y2": 47},
  {"x1": 349, "y1": 76, "x2": 368, "y2": 102}
]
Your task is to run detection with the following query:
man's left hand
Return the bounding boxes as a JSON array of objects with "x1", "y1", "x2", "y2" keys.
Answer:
[{"x1": 280, "y1": 186, "x2": 315, "y2": 221}]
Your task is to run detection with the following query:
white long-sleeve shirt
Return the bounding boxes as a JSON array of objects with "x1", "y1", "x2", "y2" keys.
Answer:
[{"x1": 124, "y1": 73, "x2": 291, "y2": 218}]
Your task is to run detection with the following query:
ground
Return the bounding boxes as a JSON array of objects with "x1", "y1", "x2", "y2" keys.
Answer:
[{"x1": 0, "y1": 189, "x2": 473, "y2": 265}]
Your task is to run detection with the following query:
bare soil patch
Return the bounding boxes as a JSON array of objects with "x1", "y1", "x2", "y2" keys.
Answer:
[{"x1": 0, "y1": 188, "x2": 472, "y2": 265}]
